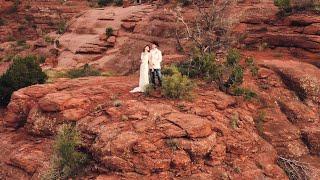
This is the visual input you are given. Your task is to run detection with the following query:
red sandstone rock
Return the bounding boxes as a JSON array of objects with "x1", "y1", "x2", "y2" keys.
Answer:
[
  {"x1": 165, "y1": 113, "x2": 213, "y2": 138},
  {"x1": 1, "y1": 1, "x2": 320, "y2": 179},
  {"x1": 121, "y1": 22, "x2": 136, "y2": 32}
]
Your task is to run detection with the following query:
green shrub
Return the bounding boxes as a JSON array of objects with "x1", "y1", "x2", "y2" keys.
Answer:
[
  {"x1": 105, "y1": 27, "x2": 114, "y2": 38},
  {"x1": 230, "y1": 113, "x2": 239, "y2": 129},
  {"x1": 8, "y1": 0, "x2": 20, "y2": 13},
  {"x1": 113, "y1": 99, "x2": 122, "y2": 107},
  {"x1": 274, "y1": 0, "x2": 320, "y2": 14},
  {"x1": 7, "y1": 35, "x2": 16, "y2": 42},
  {"x1": 16, "y1": 39, "x2": 26, "y2": 46},
  {"x1": 43, "y1": 124, "x2": 88, "y2": 180},
  {"x1": 245, "y1": 57, "x2": 259, "y2": 77},
  {"x1": 179, "y1": 0, "x2": 192, "y2": 6},
  {"x1": 98, "y1": 0, "x2": 113, "y2": 6},
  {"x1": 177, "y1": 48, "x2": 248, "y2": 93},
  {"x1": 0, "y1": 56, "x2": 48, "y2": 106},
  {"x1": 37, "y1": 55, "x2": 47, "y2": 64},
  {"x1": 144, "y1": 84, "x2": 155, "y2": 96},
  {"x1": 224, "y1": 65, "x2": 244, "y2": 87},
  {"x1": 165, "y1": 139, "x2": 179, "y2": 151},
  {"x1": 232, "y1": 87, "x2": 257, "y2": 100},
  {"x1": 162, "y1": 68, "x2": 194, "y2": 99},
  {"x1": 274, "y1": 0, "x2": 291, "y2": 12},
  {"x1": 226, "y1": 48, "x2": 241, "y2": 67},
  {"x1": 0, "y1": 18, "x2": 5, "y2": 26},
  {"x1": 44, "y1": 36, "x2": 54, "y2": 44},
  {"x1": 66, "y1": 64, "x2": 101, "y2": 79},
  {"x1": 25, "y1": 15, "x2": 33, "y2": 22},
  {"x1": 162, "y1": 65, "x2": 181, "y2": 76},
  {"x1": 254, "y1": 111, "x2": 266, "y2": 136},
  {"x1": 114, "y1": 0, "x2": 123, "y2": 6},
  {"x1": 178, "y1": 53, "x2": 222, "y2": 81},
  {"x1": 57, "y1": 20, "x2": 67, "y2": 34},
  {"x1": 2, "y1": 54, "x2": 16, "y2": 62}
]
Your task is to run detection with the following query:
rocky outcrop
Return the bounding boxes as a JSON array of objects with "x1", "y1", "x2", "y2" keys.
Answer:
[
  {"x1": 0, "y1": 0, "x2": 89, "y2": 43},
  {"x1": 1, "y1": 1, "x2": 320, "y2": 179},
  {"x1": 236, "y1": 0, "x2": 320, "y2": 62},
  {"x1": 262, "y1": 59, "x2": 320, "y2": 105},
  {"x1": 2, "y1": 76, "x2": 288, "y2": 179}
]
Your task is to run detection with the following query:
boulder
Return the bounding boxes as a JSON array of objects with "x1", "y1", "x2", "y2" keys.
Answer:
[
  {"x1": 165, "y1": 113, "x2": 213, "y2": 138},
  {"x1": 121, "y1": 22, "x2": 136, "y2": 32}
]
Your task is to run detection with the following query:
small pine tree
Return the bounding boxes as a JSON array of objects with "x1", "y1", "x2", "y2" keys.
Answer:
[
  {"x1": 66, "y1": 64, "x2": 101, "y2": 79},
  {"x1": 105, "y1": 27, "x2": 114, "y2": 38},
  {"x1": 0, "y1": 56, "x2": 48, "y2": 106},
  {"x1": 114, "y1": 0, "x2": 123, "y2": 6},
  {"x1": 98, "y1": 0, "x2": 113, "y2": 7},
  {"x1": 162, "y1": 67, "x2": 194, "y2": 99},
  {"x1": 42, "y1": 124, "x2": 88, "y2": 179}
]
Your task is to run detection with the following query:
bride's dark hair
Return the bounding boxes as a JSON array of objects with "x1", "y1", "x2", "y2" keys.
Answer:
[{"x1": 143, "y1": 45, "x2": 150, "y2": 52}]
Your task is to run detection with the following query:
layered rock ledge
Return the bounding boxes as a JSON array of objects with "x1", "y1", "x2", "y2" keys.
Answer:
[{"x1": 2, "y1": 76, "x2": 288, "y2": 179}]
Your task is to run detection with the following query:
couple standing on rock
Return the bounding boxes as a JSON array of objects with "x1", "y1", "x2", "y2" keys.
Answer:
[{"x1": 130, "y1": 42, "x2": 163, "y2": 93}]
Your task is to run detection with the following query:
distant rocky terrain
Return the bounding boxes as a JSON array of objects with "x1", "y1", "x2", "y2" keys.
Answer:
[{"x1": 0, "y1": 0, "x2": 319, "y2": 179}]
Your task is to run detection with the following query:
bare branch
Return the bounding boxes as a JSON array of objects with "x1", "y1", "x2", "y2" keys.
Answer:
[{"x1": 277, "y1": 156, "x2": 311, "y2": 180}]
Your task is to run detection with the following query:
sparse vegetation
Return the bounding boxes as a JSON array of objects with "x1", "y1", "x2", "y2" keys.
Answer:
[
  {"x1": 37, "y1": 55, "x2": 47, "y2": 64},
  {"x1": 226, "y1": 49, "x2": 241, "y2": 67},
  {"x1": 42, "y1": 124, "x2": 89, "y2": 180},
  {"x1": 0, "y1": 18, "x2": 5, "y2": 26},
  {"x1": 0, "y1": 56, "x2": 48, "y2": 106},
  {"x1": 165, "y1": 139, "x2": 179, "y2": 151},
  {"x1": 232, "y1": 87, "x2": 257, "y2": 100},
  {"x1": 114, "y1": 0, "x2": 123, "y2": 6},
  {"x1": 258, "y1": 42, "x2": 269, "y2": 51},
  {"x1": 44, "y1": 70, "x2": 67, "y2": 83},
  {"x1": 1, "y1": 54, "x2": 16, "y2": 63},
  {"x1": 44, "y1": 36, "x2": 55, "y2": 44},
  {"x1": 7, "y1": 35, "x2": 16, "y2": 42},
  {"x1": 176, "y1": 103, "x2": 187, "y2": 112},
  {"x1": 105, "y1": 27, "x2": 114, "y2": 38},
  {"x1": 177, "y1": 49, "x2": 247, "y2": 94},
  {"x1": 179, "y1": 0, "x2": 192, "y2": 6},
  {"x1": 25, "y1": 14, "x2": 34, "y2": 22},
  {"x1": 230, "y1": 113, "x2": 239, "y2": 129},
  {"x1": 254, "y1": 110, "x2": 266, "y2": 136},
  {"x1": 174, "y1": 0, "x2": 237, "y2": 54},
  {"x1": 245, "y1": 57, "x2": 259, "y2": 77},
  {"x1": 274, "y1": 0, "x2": 292, "y2": 12},
  {"x1": 57, "y1": 20, "x2": 67, "y2": 34},
  {"x1": 234, "y1": 166, "x2": 242, "y2": 174},
  {"x1": 16, "y1": 39, "x2": 27, "y2": 46},
  {"x1": 144, "y1": 84, "x2": 155, "y2": 96},
  {"x1": 277, "y1": 156, "x2": 311, "y2": 180},
  {"x1": 66, "y1": 64, "x2": 101, "y2": 79},
  {"x1": 8, "y1": 0, "x2": 20, "y2": 13},
  {"x1": 113, "y1": 99, "x2": 122, "y2": 107},
  {"x1": 161, "y1": 66, "x2": 194, "y2": 99},
  {"x1": 97, "y1": 0, "x2": 113, "y2": 7},
  {"x1": 121, "y1": 115, "x2": 129, "y2": 121},
  {"x1": 178, "y1": 52, "x2": 222, "y2": 82},
  {"x1": 224, "y1": 65, "x2": 244, "y2": 88},
  {"x1": 274, "y1": 0, "x2": 320, "y2": 15}
]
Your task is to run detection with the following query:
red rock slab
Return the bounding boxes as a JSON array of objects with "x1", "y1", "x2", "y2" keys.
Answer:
[{"x1": 165, "y1": 113, "x2": 212, "y2": 138}]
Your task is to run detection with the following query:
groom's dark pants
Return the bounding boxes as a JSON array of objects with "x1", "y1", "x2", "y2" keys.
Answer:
[{"x1": 149, "y1": 69, "x2": 162, "y2": 87}]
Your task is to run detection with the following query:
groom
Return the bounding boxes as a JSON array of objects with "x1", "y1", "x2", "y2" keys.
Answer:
[{"x1": 149, "y1": 42, "x2": 163, "y2": 87}]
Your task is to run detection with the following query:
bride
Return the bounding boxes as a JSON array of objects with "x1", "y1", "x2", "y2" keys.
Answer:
[{"x1": 130, "y1": 45, "x2": 151, "y2": 93}]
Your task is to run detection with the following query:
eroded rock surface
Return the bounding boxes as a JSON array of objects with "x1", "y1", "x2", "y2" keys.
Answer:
[{"x1": 1, "y1": 76, "x2": 290, "y2": 179}]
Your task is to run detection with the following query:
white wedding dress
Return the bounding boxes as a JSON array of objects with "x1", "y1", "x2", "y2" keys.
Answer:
[{"x1": 130, "y1": 52, "x2": 150, "y2": 93}]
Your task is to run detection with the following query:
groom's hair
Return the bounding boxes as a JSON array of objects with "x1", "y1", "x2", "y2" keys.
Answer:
[{"x1": 152, "y1": 41, "x2": 159, "y2": 47}]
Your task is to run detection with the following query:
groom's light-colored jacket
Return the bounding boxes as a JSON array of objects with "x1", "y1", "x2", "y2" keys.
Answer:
[{"x1": 149, "y1": 48, "x2": 162, "y2": 69}]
